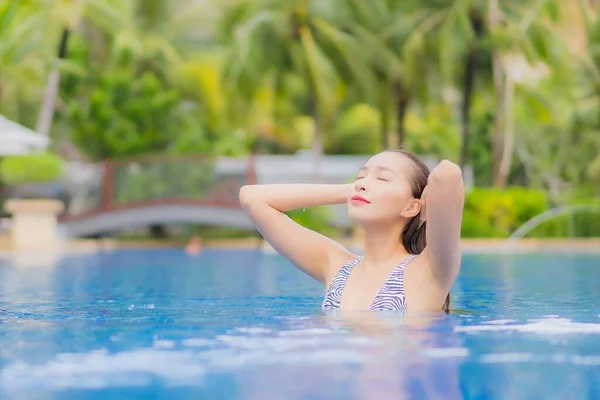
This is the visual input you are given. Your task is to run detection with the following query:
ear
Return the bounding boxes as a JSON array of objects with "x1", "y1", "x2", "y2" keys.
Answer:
[{"x1": 400, "y1": 199, "x2": 422, "y2": 219}]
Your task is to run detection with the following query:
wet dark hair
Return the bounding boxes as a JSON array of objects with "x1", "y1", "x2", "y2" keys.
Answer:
[{"x1": 385, "y1": 149, "x2": 450, "y2": 314}]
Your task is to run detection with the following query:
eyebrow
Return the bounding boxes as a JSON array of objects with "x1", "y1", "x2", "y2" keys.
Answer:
[{"x1": 357, "y1": 166, "x2": 396, "y2": 175}]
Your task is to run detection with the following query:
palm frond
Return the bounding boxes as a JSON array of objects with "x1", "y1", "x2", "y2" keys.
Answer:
[{"x1": 313, "y1": 18, "x2": 378, "y2": 102}]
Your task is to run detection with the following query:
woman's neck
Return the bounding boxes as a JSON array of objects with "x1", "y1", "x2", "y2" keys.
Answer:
[{"x1": 360, "y1": 223, "x2": 410, "y2": 268}]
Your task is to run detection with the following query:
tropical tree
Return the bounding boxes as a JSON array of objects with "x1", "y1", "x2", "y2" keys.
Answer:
[
  {"x1": 220, "y1": 0, "x2": 376, "y2": 164},
  {"x1": 484, "y1": 0, "x2": 594, "y2": 198},
  {"x1": 400, "y1": 0, "x2": 565, "y2": 187},
  {"x1": 82, "y1": 0, "x2": 208, "y2": 68},
  {"x1": 0, "y1": 1, "x2": 49, "y2": 126},
  {"x1": 550, "y1": 0, "x2": 600, "y2": 196},
  {"x1": 55, "y1": 0, "x2": 221, "y2": 156},
  {"x1": 67, "y1": 67, "x2": 189, "y2": 160},
  {"x1": 329, "y1": 0, "x2": 433, "y2": 149},
  {"x1": 487, "y1": 0, "x2": 568, "y2": 187},
  {"x1": 35, "y1": 0, "x2": 89, "y2": 138}
]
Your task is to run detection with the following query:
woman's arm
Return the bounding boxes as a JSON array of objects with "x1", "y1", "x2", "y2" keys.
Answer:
[
  {"x1": 421, "y1": 160, "x2": 465, "y2": 283},
  {"x1": 239, "y1": 184, "x2": 356, "y2": 283}
]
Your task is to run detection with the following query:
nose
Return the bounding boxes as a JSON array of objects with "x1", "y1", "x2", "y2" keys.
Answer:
[{"x1": 354, "y1": 179, "x2": 366, "y2": 192}]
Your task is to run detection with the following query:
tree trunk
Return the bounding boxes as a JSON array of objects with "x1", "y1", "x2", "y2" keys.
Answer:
[
  {"x1": 36, "y1": 28, "x2": 71, "y2": 137},
  {"x1": 311, "y1": 110, "x2": 323, "y2": 158},
  {"x1": 380, "y1": 104, "x2": 390, "y2": 150},
  {"x1": 497, "y1": 75, "x2": 515, "y2": 188},
  {"x1": 307, "y1": 91, "x2": 323, "y2": 181},
  {"x1": 393, "y1": 81, "x2": 410, "y2": 148},
  {"x1": 459, "y1": 11, "x2": 485, "y2": 171},
  {"x1": 378, "y1": 83, "x2": 390, "y2": 150},
  {"x1": 491, "y1": 67, "x2": 505, "y2": 187},
  {"x1": 489, "y1": 0, "x2": 505, "y2": 187},
  {"x1": 460, "y1": 49, "x2": 476, "y2": 170}
]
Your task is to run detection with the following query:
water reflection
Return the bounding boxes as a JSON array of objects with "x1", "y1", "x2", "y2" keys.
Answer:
[
  {"x1": 238, "y1": 312, "x2": 464, "y2": 400},
  {"x1": 346, "y1": 313, "x2": 462, "y2": 400}
]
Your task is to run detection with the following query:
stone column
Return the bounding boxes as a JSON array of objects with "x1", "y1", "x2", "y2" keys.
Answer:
[{"x1": 4, "y1": 199, "x2": 65, "y2": 251}]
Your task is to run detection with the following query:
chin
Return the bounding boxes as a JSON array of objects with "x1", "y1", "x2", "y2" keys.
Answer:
[
  {"x1": 348, "y1": 206, "x2": 401, "y2": 227},
  {"x1": 347, "y1": 207, "x2": 379, "y2": 225}
]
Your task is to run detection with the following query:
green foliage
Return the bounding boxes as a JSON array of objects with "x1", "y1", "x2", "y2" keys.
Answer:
[
  {"x1": 0, "y1": 0, "x2": 49, "y2": 125},
  {"x1": 527, "y1": 198, "x2": 600, "y2": 238},
  {"x1": 509, "y1": 77, "x2": 600, "y2": 196},
  {"x1": 63, "y1": 32, "x2": 248, "y2": 159},
  {"x1": 461, "y1": 187, "x2": 548, "y2": 238},
  {"x1": 173, "y1": 57, "x2": 228, "y2": 133},
  {"x1": 67, "y1": 70, "x2": 193, "y2": 160},
  {"x1": 327, "y1": 104, "x2": 380, "y2": 154},
  {"x1": 286, "y1": 207, "x2": 337, "y2": 236},
  {"x1": 588, "y1": 155, "x2": 600, "y2": 182},
  {"x1": 219, "y1": 0, "x2": 371, "y2": 149},
  {"x1": 114, "y1": 160, "x2": 216, "y2": 204},
  {"x1": 0, "y1": 153, "x2": 64, "y2": 185},
  {"x1": 405, "y1": 104, "x2": 460, "y2": 160},
  {"x1": 468, "y1": 98, "x2": 495, "y2": 185}
]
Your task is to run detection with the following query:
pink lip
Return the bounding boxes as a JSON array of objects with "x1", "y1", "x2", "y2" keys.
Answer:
[{"x1": 351, "y1": 195, "x2": 371, "y2": 204}]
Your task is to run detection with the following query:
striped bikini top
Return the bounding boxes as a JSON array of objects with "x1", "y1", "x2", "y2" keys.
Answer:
[{"x1": 321, "y1": 255, "x2": 418, "y2": 311}]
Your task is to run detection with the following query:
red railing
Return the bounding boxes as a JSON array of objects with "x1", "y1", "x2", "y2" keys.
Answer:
[{"x1": 59, "y1": 155, "x2": 256, "y2": 222}]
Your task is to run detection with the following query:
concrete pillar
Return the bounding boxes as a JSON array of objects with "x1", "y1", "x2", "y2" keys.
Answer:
[{"x1": 4, "y1": 199, "x2": 64, "y2": 251}]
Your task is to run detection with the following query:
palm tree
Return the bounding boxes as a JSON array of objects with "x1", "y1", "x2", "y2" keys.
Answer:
[
  {"x1": 2, "y1": 0, "x2": 204, "y2": 139},
  {"x1": 0, "y1": 0, "x2": 112, "y2": 136},
  {"x1": 570, "y1": 0, "x2": 600, "y2": 193},
  {"x1": 488, "y1": 0, "x2": 568, "y2": 187},
  {"x1": 82, "y1": 0, "x2": 208, "y2": 76},
  {"x1": 220, "y1": 0, "x2": 376, "y2": 166},
  {"x1": 0, "y1": 1, "x2": 48, "y2": 126},
  {"x1": 407, "y1": 0, "x2": 566, "y2": 186},
  {"x1": 35, "y1": 0, "x2": 89, "y2": 137},
  {"x1": 328, "y1": 0, "x2": 433, "y2": 149}
]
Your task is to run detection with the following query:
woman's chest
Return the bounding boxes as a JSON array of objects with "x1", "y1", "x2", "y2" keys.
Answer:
[{"x1": 339, "y1": 267, "x2": 402, "y2": 311}]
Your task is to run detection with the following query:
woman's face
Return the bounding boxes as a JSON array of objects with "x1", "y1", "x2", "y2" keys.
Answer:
[{"x1": 348, "y1": 152, "x2": 422, "y2": 225}]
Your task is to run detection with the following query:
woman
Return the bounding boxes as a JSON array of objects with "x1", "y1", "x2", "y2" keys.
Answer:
[{"x1": 239, "y1": 149, "x2": 465, "y2": 314}]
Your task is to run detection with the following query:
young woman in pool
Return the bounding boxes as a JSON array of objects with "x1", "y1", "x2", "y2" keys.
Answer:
[{"x1": 239, "y1": 149, "x2": 465, "y2": 313}]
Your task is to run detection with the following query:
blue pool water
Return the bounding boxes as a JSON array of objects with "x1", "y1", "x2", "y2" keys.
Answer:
[{"x1": 0, "y1": 249, "x2": 599, "y2": 399}]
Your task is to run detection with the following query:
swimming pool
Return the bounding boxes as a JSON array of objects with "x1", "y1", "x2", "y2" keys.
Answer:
[{"x1": 0, "y1": 248, "x2": 599, "y2": 399}]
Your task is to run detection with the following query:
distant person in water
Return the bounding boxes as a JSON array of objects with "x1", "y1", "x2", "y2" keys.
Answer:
[
  {"x1": 185, "y1": 235, "x2": 203, "y2": 256},
  {"x1": 239, "y1": 149, "x2": 465, "y2": 314}
]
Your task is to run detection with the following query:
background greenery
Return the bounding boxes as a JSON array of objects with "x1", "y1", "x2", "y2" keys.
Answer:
[
  {"x1": 0, "y1": 153, "x2": 63, "y2": 185},
  {"x1": 1, "y1": 0, "x2": 599, "y2": 238}
]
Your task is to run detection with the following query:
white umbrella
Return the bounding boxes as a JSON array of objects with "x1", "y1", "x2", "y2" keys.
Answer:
[{"x1": 0, "y1": 115, "x2": 50, "y2": 156}]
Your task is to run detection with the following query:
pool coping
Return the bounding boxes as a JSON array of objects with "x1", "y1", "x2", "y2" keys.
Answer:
[{"x1": 0, "y1": 237, "x2": 599, "y2": 256}]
